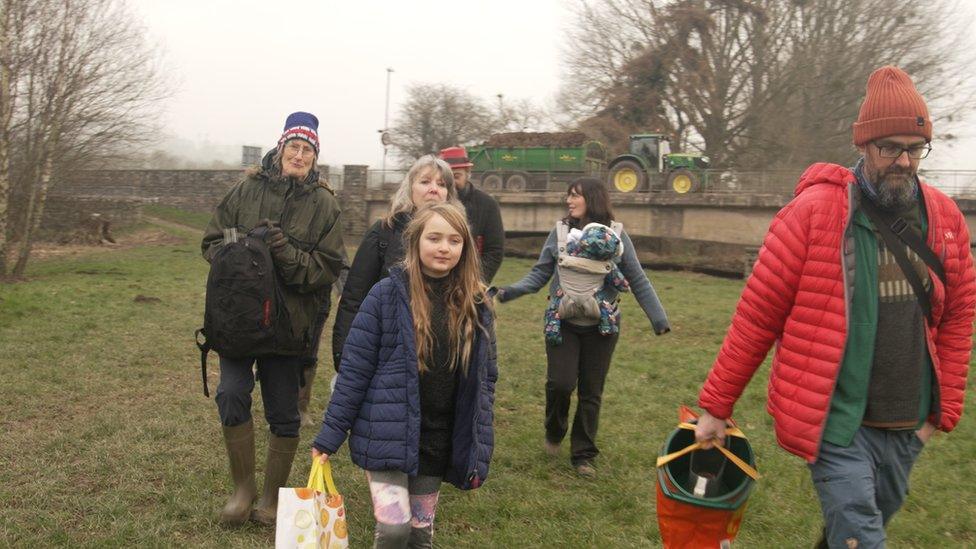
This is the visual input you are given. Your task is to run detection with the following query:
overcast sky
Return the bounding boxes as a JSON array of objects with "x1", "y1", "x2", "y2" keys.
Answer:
[
  {"x1": 130, "y1": 0, "x2": 975, "y2": 171},
  {"x1": 129, "y1": 0, "x2": 570, "y2": 168}
]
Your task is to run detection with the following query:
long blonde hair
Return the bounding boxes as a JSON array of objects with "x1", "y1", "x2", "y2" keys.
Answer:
[
  {"x1": 402, "y1": 203, "x2": 491, "y2": 374},
  {"x1": 385, "y1": 155, "x2": 460, "y2": 227}
]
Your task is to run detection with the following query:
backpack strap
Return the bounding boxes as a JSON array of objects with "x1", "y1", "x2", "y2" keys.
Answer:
[
  {"x1": 555, "y1": 221, "x2": 569, "y2": 257},
  {"x1": 862, "y1": 200, "x2": 945, "y2": 286},
  {"x1": 377, "y1": 221, "x2": 394, "y2": 262},
  {"x1": 859, "y1": 198, "x2": 944, "y2": 322},
  {"x1": 194, "y1": 329, "x2": 211, "y2": 397}
]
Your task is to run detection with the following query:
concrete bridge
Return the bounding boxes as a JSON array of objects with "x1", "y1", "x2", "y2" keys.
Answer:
[{"x1": 50, "y1": 165, "x2": 976, "y2": 277}]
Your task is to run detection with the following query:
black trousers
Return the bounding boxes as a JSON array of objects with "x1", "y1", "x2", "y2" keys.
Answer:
[
  {"x1": 301, "y1": 287, "x2": 332, "y2": 369},
  {"x1": 544, "y1": 322, "x2": 619, "y2": 465},
  {"x1": 216, "y1": 355, "x2": 302, "y2": 437}
]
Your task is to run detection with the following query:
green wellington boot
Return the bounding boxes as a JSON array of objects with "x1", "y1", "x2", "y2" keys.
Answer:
[
  {"x1": 250, "y1": 434, "x2": 299, "y2": 525},
  {"x1": 219, "y1": 420, "x2": 257, "y2": 525},
  {"x1": 297, "y1": 364, "x2": 318, "y2": 427}
]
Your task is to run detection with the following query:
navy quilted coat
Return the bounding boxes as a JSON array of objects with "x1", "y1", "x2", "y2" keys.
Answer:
[{"x1": 313, "y1": 268, "x2": 498, "y2": 490}]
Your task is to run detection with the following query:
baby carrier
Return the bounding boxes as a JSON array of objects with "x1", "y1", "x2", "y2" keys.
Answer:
[{"x1": 545, "y1": 221, "x2": 629, "y2": 344}]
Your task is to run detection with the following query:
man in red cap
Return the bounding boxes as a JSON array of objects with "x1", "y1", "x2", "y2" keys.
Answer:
[
  {"x1": 693, "y1": 66, "x2": 975, "y2": 546},
  {"x1": 439, "y1": 146, "x2": 505, "y2": 283}
]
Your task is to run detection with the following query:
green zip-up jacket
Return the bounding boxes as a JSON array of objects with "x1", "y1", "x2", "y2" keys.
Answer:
[{"x1": 201, "y1": 155, "x2": 346, "y2": 347}]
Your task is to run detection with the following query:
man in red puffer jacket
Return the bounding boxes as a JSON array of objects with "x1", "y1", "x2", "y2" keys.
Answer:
[{"x1": 694, "y1": 66, "x2": 975, "y2": 548}]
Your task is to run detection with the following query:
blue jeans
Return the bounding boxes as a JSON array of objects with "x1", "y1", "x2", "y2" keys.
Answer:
[{"x1": 809, "y1": 426, "x2": 925, "y2": 548}]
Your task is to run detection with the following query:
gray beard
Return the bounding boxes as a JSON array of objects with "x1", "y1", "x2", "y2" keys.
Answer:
[{"x1": 875, "y1": 172, "x2": 918, "y2": 211}]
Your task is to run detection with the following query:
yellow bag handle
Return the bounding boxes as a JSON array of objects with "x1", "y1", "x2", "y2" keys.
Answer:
[
  {"x1": 655, "y1": 423, "x2": 760, "y2": 481},
  {"x1": 307, "y1": 458, "x2": 340, "y2": 496}
]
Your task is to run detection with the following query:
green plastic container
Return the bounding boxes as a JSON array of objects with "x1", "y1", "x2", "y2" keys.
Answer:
[{"x1": 657, "y1": 426, "x2": 755, "y2": 511}]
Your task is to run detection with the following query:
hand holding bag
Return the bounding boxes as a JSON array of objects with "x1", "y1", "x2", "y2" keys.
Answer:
[{"x1": 275, "y1": 458, "x2": 349, "y2": 549}]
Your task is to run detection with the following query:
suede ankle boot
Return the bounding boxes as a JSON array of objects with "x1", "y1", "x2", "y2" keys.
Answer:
[
  {"x1": 219, "y1": 420, "x2": 257, "y2": 525},
  {"x1": 250, "y1": 434, "x2": 299, "y2": 525}
]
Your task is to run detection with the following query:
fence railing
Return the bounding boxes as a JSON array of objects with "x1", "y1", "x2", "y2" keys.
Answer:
[
  {"x1": 917, "y1": 170, "x2": 976, "y2": 197},
  {"x1": 350, "y1": 168, "x2": 976, "y2": 197}
]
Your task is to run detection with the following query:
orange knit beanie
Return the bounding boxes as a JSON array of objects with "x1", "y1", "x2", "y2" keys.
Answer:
[{"x1": 852, "y1": 66, "x2": 931, "y2": 146}]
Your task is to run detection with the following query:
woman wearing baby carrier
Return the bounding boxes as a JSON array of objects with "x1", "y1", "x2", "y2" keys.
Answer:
[{"x1": 495, "y1": 177, "x2": 670, "y2": 477}]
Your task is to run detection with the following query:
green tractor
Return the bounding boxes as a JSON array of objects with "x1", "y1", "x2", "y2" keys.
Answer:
[{"x1": 607, "y1": 134, "x2": 710, "y2": 193}]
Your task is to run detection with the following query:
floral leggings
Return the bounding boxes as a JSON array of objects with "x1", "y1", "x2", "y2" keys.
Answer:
[{"x1": 365, "y1": 470, "x2": 442, "y2": 549}]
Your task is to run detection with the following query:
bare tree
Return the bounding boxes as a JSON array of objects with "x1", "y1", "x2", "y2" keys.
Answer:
[
  {"x1": 388, "y1": 83, "x2": 501, "y2": 162},
  {"x1": 1, "y1": 0, "x2": 165, "y2": 278},
  {"x1": 0, "y1": 0, "x2": 37, "y2": 276},
  {"x1": 496, "y1": 97, "x2": 550, "y2": 133},
  {"x1": 563, "y1": 0, "x2": 974, "y2": 169}
]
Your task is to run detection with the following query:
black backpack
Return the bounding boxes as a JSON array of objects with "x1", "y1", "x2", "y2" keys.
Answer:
[{"x1": 195, "y1": 225, "x2": 305, "y2": 396}]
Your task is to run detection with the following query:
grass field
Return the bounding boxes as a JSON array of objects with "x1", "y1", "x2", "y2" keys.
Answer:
[{"x1": 1, "y1": 210, "x2": 974, "y2": 547}]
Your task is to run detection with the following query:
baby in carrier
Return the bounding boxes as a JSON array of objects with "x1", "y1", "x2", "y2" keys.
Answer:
[{"x1": 545, "y1": 222, "x2": 630, "y2": 344}]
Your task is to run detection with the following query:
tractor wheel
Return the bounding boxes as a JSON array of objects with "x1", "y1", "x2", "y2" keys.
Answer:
[
  {"x1": 505, "y1": 173, "x2": 528, "y2": 192},
  {"x1": 482, "y1": 172, "x2": 503, "y2": 191},
  {"x1": 608, "y1": 160, "x2": 647, "y2": 192},
  {"x1": 668, "y1": 169, "x2": 701, "y2": 193}
]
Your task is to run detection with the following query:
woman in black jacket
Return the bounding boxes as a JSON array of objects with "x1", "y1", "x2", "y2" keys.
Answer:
[{"x1": 331, "y1": 155, "x2": 461, "y2": 370}]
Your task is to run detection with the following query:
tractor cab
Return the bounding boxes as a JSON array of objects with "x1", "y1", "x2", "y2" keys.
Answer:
[
  {"x1": 628, "y1": 134, "x2": 671, "y2": 174},
  {"x1": 607, "y1": 133, "x2": 710, "y2": 193}
]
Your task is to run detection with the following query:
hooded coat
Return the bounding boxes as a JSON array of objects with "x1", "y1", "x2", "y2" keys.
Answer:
[
  {"x1": 201, "y1": 150, "x2": 346, "y2": 347},
  {"x1": 314, "y1": 268, "x2": 498, "y2": 490},
  {"x1": 698, "y1": 162, "x2": 975, "y2": 462}
]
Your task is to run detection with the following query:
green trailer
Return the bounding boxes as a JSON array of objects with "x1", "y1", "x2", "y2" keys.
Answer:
[{"x1": 467, "y1": 133, "x2": 607, "y2": 191}]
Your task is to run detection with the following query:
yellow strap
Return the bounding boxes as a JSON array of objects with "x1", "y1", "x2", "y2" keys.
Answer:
[
  {"x1": 307, "y1": 458, "x2": 326, "y2": 492},
  {"x1": 656, "y1": 441, "x2": 760, "y2": 480},
  {"x1": 714, "y1": 444, "x2": 760, "y2": 481},
  {"x1": 321, "y1": 459, "x2": 339, "y2": 496},
  {"x1": 677, "y1": 422, "x2": 746, "y2": 439},
  {"x1": 656, "y1": 425, "x2": 760, "y2": 480},
  {"x1": 656, "y1": 440, "x2": 702, "y2": 468}
]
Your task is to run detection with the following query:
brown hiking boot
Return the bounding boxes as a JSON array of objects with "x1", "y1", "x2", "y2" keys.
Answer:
[
  {"x1": 250, "y1": 434, "x2": 299, "y2": 525},
  {"x1": 219, "y1": 420, "x2": 257, "y2": 525},
  {"x1": 298, "y1": 364, "x2": 317, "y2": 428}
]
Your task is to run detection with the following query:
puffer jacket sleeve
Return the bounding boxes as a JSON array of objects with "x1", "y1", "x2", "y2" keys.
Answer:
[
  {"x1": 275, "y1": 197, "x2": 346, "y2": 293},
  {"x1": 332, "y1": 222, "x2": 384, "y2": 371},
  {"x1": 933, "y1": 206, "x2": 976, "y2": 432},
  {"x1": 699, "y1": 198, "x2": 810, "y2": 419},
  {"x1": 201, "y1": 180, "x2": 245, "y2": 262},
  {"x1": 313, "y1": 285, "x2": 385, "y2": 454},
  {"x1": 618, "y1": 230, "x2": 670, "y2": 334},
  {"x1": 484, "y1": 312, "x2": 498, "y2": 405}
]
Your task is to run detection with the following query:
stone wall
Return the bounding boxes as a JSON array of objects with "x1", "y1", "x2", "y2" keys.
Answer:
[
  {"x1": 337, "y1": 166, "x2": 369, "y2": 237},
  {"x1": 40, "y1": 194, "x2": 149, "y2": 240},
  {"x1": 52, "y1": 169, "x2": 242, "y2": 213}
]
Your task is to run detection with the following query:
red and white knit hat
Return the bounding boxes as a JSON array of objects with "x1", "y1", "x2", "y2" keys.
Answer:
[{"x1": 278, "y1": 111, "x2": 320, "y2": 153}]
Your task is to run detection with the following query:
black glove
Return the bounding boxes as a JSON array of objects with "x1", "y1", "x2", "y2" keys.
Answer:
[{"x1": 265, "y1": 226, "x2": 289, "y2": 251}]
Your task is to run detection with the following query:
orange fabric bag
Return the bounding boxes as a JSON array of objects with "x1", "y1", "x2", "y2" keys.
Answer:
[{"x1": 655, "y1": 406, "x2": 758, "y2": 548}]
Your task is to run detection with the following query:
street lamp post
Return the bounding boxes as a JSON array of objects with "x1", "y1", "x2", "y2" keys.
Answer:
[{"x1": 380, "y1": 67, "x2": 394, "y2": 177}]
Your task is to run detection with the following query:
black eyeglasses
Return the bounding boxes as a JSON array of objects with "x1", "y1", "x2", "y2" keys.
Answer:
[{"x1": 873, "y1": 142, "x2": 931, "y2": 159}]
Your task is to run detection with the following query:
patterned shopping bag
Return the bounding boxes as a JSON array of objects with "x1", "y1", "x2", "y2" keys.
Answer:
[{"x1": 275, "y1": 458, "x2": 349, "y2": 549}]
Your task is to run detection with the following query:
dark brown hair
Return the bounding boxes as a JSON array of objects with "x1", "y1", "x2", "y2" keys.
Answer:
[{"x1": 563, "y1": 177, "x2": 614, "y2": 227}]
